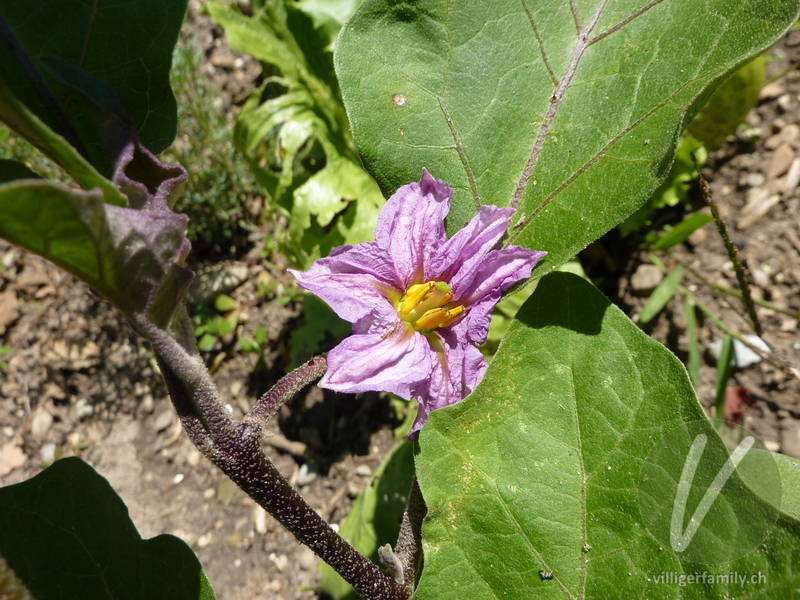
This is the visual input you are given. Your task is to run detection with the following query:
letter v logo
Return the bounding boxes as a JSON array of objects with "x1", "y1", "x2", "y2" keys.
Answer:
[{"x1": 670, "y1": 434, "x2": 755, "y2": 553}]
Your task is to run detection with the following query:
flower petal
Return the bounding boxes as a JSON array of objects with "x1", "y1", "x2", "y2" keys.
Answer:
[
  {"x1": 290, "y1": 242, "x2": 399, "y2": 324},
  {"x1": 321, "y1": 326, "x2": 433, "y2": 399},
  {"x1": 409, "y1": 329, "x2": 486, "y2": 435},
  {"x1": 460, "y1": 247, "x2": 546, "y2": 307},
  {"x1": 428, "y1": 205, "x2": 514, "y2": 294},
  {"x1": 374, "y1": 169, "x2": 452, "y2": 287}
]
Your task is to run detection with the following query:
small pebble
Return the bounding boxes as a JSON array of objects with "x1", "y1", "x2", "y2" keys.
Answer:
[
  {"x1": 66, "y1": 431, "x2": 82, "y2": 449},
  {"x1": 298, "y1": 547, "x2": 317, "y2": 571},
  {"x1": 780, "y1": 319, "x2": 798, "y2": 332},
  {"x1": 196, "y1": 532, "x2": 213, "y2": 548},
  {"x1": 630, "y1": 264, "x2": 663, "y2": 296},
  {"x1": 30, "y1": 408, "x2": 53, "y2": 441},
  {"x1": 767, "y1": 143, "x2": 795, "y2": 179},
  {"x1": 752, "y1": 269, "x2": 770, "y2": 288},
  {"x1": 745, "y1": 172, "x2": 765, "y2": 187},
  {"x1": 186, "y1": 450, "x2": 202, "y2": 467},
  {"x1": 203, "y1": 487, "x2": 215, "y2": 500},
  {"x1": 296, "y1": 462, "x2": 318, "y2": 486},
  {"x1": 254, "y1": 506, "x2": 268, "y2": 535},
  {"x1": 269, "y1": 553, "x2": 289, "y2": 572},
  {"x1": 708, "y1": 335, "x2": 770, "y2": 369},
  {"x1": 269, "y1": 580, "x2": 283, "y2": 593},
  {"x1": 777, "y1": 93, "x2": 793, "y2": 111},
  {"x1": 764, "y1": 440, "x2": 781, "y2": 453},
  {"x1": 355, "y1": 464, "x2": 373, "y2": 478},
  {"x1": 75, "y1": 398, "x2": 94, "y2": 419},
  {"x1": 173, "y1": 473, "x2": 185, "y2": 485},
  {"x1": 140, "y1": 394, "x2": 154, "y2": 414},
  {"x1": 687, "y1": 228, "x2": 707, "y2": 246},
  {"x1": 40, "y1": 443, "x2": 56, "y2": 464},
  {"x1": 759, "y1": 81, "x2": 786, "y2": 100}
]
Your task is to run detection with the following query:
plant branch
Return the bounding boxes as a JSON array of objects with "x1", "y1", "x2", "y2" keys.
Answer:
[
  {"x1": 244, "y1": 355, "x2": 328, "y2": 433},
  {"x1": 692, "y1": 154, "x2": 762, "y2": 336},
  {"x1": 139, "y1": 313, "x2": 407, "y2": 600}
]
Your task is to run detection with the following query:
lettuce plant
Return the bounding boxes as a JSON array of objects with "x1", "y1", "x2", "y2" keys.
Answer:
[{"x1": 0, "y1": 1, "x2": 799, "y2": 599}]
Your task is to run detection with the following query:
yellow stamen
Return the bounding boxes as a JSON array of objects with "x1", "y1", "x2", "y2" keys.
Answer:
[
  {"x1": 438, "y1": 305, "x2": 466, "y2": 328},
  {"x1": 416, "y1": 305, "x2": 466, "y2": 330},
  {"x1": 399, "y1": 282, "x2": 435, "y2": 316}
]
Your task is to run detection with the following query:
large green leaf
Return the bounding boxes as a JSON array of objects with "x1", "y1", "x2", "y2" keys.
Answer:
[
  {"x1": 0, "y1": 457, "x2": 215, "y2": 600},
  {"x1": 414, "y1": 272, "x2": 800, "y2": 599},
  {"x1": 0, "y1": 0, "x2": 188, "y2": 173},
  {"x1": 336, "y1": 0, "x2": 799, "y2": 275},
  {"x1": 0, "y1": 178, "x2": 191, "y2": 327}
]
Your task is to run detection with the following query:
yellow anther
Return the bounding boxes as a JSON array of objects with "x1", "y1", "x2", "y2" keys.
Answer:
[
  {"x1": 399, "y1": 282, "x2": 435, "y2": 316},
  {"x1": 438, "y1": 305, "x2": 466, "y2": 328},
  {"x1": 415, "y1": 305, "x2": 465, "y2": 330}
]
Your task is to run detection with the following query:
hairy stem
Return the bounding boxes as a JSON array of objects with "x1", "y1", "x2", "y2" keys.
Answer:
[
  {"x1": 138, "y1": 313, "x2": 407, "y2": 600},
  {"x1": 692, "y1": 155, "x2": 763, "y2": 337}
]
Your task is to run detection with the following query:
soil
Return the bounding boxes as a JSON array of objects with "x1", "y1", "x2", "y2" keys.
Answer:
[{"x1": 1, "y1": 6, "x2": 799, "y2": 600}]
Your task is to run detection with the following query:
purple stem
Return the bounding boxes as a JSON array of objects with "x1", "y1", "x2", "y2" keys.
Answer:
[{"x1": 137, "y1": 313, "x2": 407, "y2": 600}]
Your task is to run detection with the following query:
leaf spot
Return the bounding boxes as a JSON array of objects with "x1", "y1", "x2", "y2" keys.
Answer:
[{"x1": 392, "y1": 93, "x2": 408, "y2": 107}]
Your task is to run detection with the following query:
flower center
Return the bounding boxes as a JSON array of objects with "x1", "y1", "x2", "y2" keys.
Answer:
[{"x1": 397, "y1": 281, "x2": 465, "y2": 331}]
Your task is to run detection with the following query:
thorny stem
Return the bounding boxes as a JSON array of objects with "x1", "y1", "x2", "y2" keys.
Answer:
[
  {"x1": 692, "y1": 155, "x2": 763, "y2": 337},
  {"x1": 137, "y1": 312, "x2": 407, "y2": 600}
]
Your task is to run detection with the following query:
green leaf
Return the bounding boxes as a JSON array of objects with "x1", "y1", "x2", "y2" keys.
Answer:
[
  {"x1": 637, "y1": 264, "x2": 685, "y2": 325},
  {"x1": 0, "y1": 179, "x2": 191, "y2": 327},
  {"x1": 214, "y1": 294, "x2": 238, "y2": 313},
  {"x1": 688, "y1": 56, "x2": 765, "y2": 150},
  {"x1": 254, "y1": 325, "x2": 267, "y2": 346},
  {"x1": 684, "y1": 296, "x2": 700, "y2": 386},
  {"x1": 0, "y1": 78, "x2": 127, "y2": 205},
  {"x1": 336, "y1": 0, "x2": 798, "y2": 274},
  {"x1": 774, "y1": 453, "x2": 800, "y2": 519},
  {"x1": 714, "y1": 336, "x2": 734, "y2": 426},
  {"x1": 210, "y1": 0, "x2": 384, "y2": 268},
  {"x1": 414, "y1": 272, "x2": 799, "y2": 599},
  {"x1": 652, "y1": 212, "x2": 714, "y2": 250},
  {"x1": 239, "y1": 336, "x2": 260, "y2": 353},
  {"x1": 619, "y1": 134, "x2": 707, "y2": 236},
  {"x1": 318, "y1": 440, "x2": 414, "y2": 600},
  {"x1": 295, "y1": 0, "x2": 364, "y2": 51},
  {"x1": 198, "y1": 332, "x2": 217, "y2": 352},
  {"x1": 0, "y1": 0, "x2": 188, "y2": 169},
  {"x1": 0, "y1": 457, "x2": 216, "y2": 600}
]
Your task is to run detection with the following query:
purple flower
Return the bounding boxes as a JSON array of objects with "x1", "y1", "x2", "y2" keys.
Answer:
[{"x1": 290, "y1": 170, "x2": 546, "y2": 434}]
